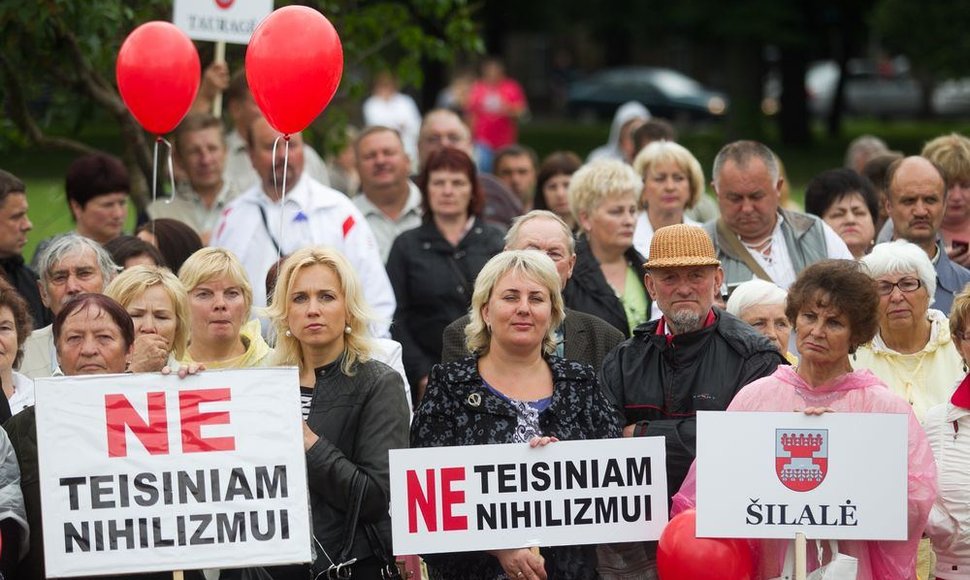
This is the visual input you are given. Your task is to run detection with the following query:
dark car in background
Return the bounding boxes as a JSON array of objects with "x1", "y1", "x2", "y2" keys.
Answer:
[{"x1": 566, "y1": 66, "x2": 729, "y2": 122}]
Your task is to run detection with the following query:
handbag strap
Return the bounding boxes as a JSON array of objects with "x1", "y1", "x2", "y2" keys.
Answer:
[
  {"x1": 336, "y1": 471, "x2": 368, "y2": 565},
  {"x1": 363, "y1": 522, "x2": 401, "y2": 579}
]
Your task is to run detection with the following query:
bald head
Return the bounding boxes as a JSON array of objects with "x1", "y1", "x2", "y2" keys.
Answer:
[
  {"x1": 886, "y1": 156, "x2": 947, "y2": 255},
  {"x1": 418, "y1": 109, "x2": 473, "y2": 169}
]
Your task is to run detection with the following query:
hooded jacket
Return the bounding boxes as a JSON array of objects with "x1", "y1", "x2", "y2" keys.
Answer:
[
  {"x1": 851, "y1": 308, "x2": 963, "y2": 421},
  {"x1": 673, "y1": 366, "x2": 937, "y2": 580}
]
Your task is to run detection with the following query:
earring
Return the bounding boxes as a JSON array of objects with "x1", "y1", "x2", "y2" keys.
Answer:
[
  {"x1": 284, "y1": 329, "x2": 292, "y2": 337},
  {"x1": 344, "y1": 325, "x2": 352, "y2": 334}
]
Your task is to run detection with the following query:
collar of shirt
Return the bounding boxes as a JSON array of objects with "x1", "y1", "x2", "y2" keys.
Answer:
[{"x1": 656, "y1": 309, "x2": 717, "y2": 344}]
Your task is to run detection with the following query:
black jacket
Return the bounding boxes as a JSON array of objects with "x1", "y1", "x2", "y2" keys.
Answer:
[
  {"x1": 0, "y1": 256, "x2": 50, "y2": 329},
  {"x1": 386, "y1": 218, "x2": 504, "y2": 388},
  {"x1": 563, "y1": 237, "x2": 648, "y2": 338},
  {"x1": 411, "y1": 355, "x2": 622, "y2": 580},
  {"x1": 599, "y1": 310, "x2": 785, "y2": 500},
  {"x1": 305, "y1": 357, "x2": 410, "y2": 565}
]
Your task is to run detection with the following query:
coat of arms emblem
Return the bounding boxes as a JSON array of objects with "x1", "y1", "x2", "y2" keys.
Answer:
[{"x1": 775, "y1": 429, "x2": 828, "y2": 492}]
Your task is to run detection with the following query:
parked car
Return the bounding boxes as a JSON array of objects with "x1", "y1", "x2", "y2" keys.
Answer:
[
  {"x1": 764, "y1": 56, "x2": 970, "y2": 118},
  {"x1": 567, "y1": 66, "x2": 729, "y2": 122}
]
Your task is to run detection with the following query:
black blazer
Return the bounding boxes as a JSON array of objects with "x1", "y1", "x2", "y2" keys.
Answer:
[
  {"x1": 563, "y1": 236, "x2": 649, "y2": 337},
  {"x1": 440, "y1": 308, "x2": 625, "y2": 372}
]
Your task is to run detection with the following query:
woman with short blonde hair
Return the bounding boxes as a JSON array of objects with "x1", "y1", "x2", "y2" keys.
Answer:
[
  {"x1": 566, "y1": 159, "x2": 650, "y2": 336},
  {"x1": 464, "y1": 250, "x2": 565, "y2": 356},
  {"x1": 178, "y1": 248, "x2": 271, "y2": 368},
  {"x1": 104, "y1": 265, "x2": 189, "y2": 369}
]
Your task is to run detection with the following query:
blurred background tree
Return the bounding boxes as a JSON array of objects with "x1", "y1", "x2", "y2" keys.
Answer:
[{"x1": 0, "y1": 0, "x2": 482, "y2": 210}]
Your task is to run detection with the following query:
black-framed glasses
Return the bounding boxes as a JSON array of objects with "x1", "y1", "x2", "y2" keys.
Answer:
[{"x1": 876, "y1": 277, "x2": 922, "y2": 296}]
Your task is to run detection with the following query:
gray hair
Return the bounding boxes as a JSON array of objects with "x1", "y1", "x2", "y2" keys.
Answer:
[
  {"x1": 37, "y1": 234, "x2": 118, "y2": 288},
  {"x1": 725, "y1": 279, "x2": 788, "y2": 317},
  {"x1": 465, "y1": 250, "x2": 565, "y2": 357},
  {"x1": 860, "y1": 240, "x2": 937, "y2": 306},
  {"x1": 712, "y1": 140, "x2": 780, "y2": 187},
  {"x1": 504, "y1": 210, "x2": 575, "y2": 255}
]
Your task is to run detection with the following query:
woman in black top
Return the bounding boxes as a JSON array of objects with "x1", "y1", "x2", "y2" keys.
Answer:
[
  {"x1": 267, "y1": 246, "x2": 409, "y2": 579},
  {"x1": 387, "y1": 147, "x2": 504, "y2": 402}
]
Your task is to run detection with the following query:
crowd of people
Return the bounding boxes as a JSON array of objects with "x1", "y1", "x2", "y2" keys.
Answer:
[{"x1": 0, "y1": 57, "x2": 969, "y2": 580}]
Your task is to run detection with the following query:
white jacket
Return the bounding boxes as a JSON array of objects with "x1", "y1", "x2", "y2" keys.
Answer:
[
  {"x1": 210, "y1": 175, "x2": 395, "y2": 337},
  {"x1": 924, "y1": 393, "x2": 970, "y2": 579}
]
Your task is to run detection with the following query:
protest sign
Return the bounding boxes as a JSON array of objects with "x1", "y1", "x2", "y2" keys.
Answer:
[
  {"x1": 173, "y1": 0, "x2": 273, "y2": 45},
  {"x1": 36, "y1": 368, "x2": 311, "y2": 578},
  {"x1": 695, "y1": 411, "x2": 908, "y2": 540},
  {"x1": 389, "y1": 438, "x2": 667, "y2": 555}
]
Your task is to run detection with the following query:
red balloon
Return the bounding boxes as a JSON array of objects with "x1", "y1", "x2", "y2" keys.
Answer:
[
  {"x1": 657, "y1": 510, "x2": 755, "y2": 580},
  {"x1": 245, "y1": 6, "x2": 344, "y2": 135},
  {"x1": 116, "y1": 22, "x2": 200, "y2": 135}
]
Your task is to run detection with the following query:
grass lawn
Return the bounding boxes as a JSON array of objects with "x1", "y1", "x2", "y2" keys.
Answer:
[{"x1": 7, "y1": 115, "x2": 970, "y2": 265}]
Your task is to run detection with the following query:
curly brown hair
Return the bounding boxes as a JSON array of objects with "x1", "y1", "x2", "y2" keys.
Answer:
[
  {"x1": 785, "y1": 260, "x2": 879, "y2": 354},
  {"x1": 0, "y1": 277, "x2": 32, "y2": 368}
]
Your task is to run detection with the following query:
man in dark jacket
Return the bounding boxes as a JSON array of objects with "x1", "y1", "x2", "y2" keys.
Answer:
[
  {"x1": 599, "y1": 224, "x2": 784, "y2": 573},
  {"x1": 0, "y1": 170, "x2": 50, "y2": 328}
]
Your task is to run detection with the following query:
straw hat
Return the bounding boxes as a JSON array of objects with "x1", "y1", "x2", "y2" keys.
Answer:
[{"x1": 645, "y1": 224, "x2": 720, "y2": 269}]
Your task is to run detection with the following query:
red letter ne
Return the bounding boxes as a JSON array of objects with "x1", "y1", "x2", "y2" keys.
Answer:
[
  {"x1": 179, "y1": 388, "x2": 235, "y2": 453},
  {"x1": 105, "y1": 392, "x2": 169, "y2": 458}
]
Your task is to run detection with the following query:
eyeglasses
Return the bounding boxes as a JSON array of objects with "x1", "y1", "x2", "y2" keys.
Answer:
[{"x1": 876, "y1": 277, "x2": 922, "y2": 296}]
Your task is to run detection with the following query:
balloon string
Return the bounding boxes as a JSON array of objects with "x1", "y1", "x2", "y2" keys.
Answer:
[
  {"x1": 152, "y1": 137, "x2": 160, "y2": 241},
  {"x1": 161, "y1": 136, "x2": 176, "y2": 206},
  {"x1": 271, "y1": 134, "x2": 291, "y2": 266}
]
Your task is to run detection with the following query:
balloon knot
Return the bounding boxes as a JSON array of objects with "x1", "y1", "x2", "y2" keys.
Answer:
[{"x1": 283, "y1": 134, "x2": 291, "y2": 142}]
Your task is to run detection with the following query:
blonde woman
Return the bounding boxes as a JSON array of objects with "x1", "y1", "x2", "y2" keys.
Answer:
[
  {"x1": 179, "y1": 248, "x2": 272, "y2": 368},
  {"x1": 267, "y1": 247, "x2": 408, "y2": 578},
  {"x1": 411, "y1": 250, "x2": 620, "y2": 580},
  {"x1": 566, "y1": 159, "x2": 649, "y2": 336},
  {"x1": 104, "y1": 265, "x2": 189, "y2": 372},
  {"x1": 631, "y1": 140, "x2": 704, "y2": 260}
]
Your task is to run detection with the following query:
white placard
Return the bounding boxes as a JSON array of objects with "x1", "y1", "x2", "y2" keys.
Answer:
[
  {"x1": 173, "y1": 0, "x2": 274, "y2": 45},
  {"x1": 389, "y1": 438, "x2": 668, "y2": 555},
  {"x1": 696, "y1": 411, "x2": 908, "y2": 540},
  {"x1": 36, "y1": 368, "x2": 311, "y2": 577}
]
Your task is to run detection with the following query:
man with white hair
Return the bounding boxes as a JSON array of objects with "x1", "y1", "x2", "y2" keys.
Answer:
[{"x1": 19, "y1": 234, "x2": 117, "y2": 378}]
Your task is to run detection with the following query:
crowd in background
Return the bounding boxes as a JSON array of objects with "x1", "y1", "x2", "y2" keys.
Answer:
[{"x1": 0, "y1": 56, "x2": 969, "y2": 580}]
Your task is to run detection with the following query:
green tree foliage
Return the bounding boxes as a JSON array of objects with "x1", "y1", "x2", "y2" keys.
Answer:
[
  {"x1": 873, "y1": 0, "x2": 970, "y2": 96},
  {"x1": 0, "y1": 0, "x2": 482, "y2": 208}
]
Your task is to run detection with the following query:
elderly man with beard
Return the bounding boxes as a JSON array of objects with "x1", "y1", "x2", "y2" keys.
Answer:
[{"x1": 599, "y1": 224, "x2": 784, "y2": 576}]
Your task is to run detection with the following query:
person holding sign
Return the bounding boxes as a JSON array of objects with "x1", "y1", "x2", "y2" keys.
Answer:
[
  {"x1": 5, "y1": 294, "x2": 204, "y2": 579},
  {"x1": 411, "y1": 250, "x2": 621, "y2": 580},
  {"x1": 674, "y1": 260, "x2": 937, "y2": 579},
  {"x1": 266, "y1": 247, "x2": 409, "y2": 579}
]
